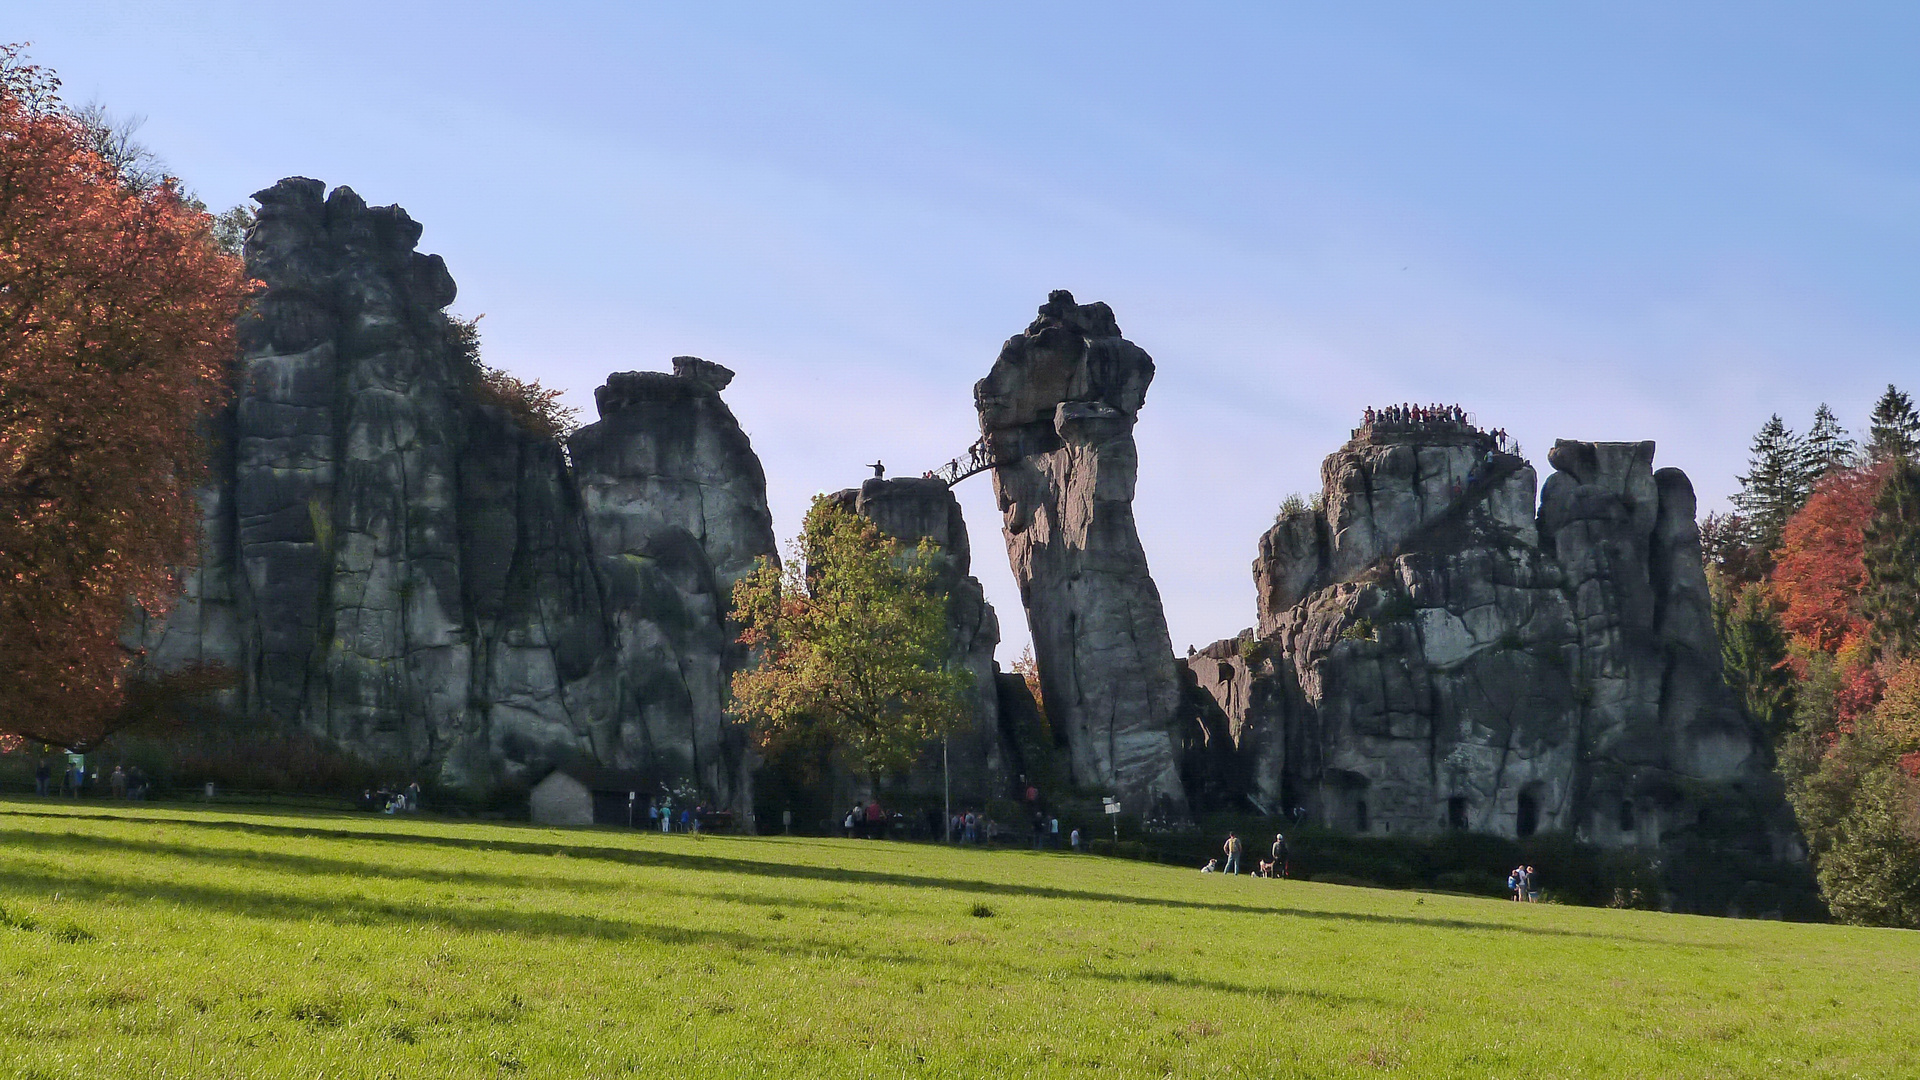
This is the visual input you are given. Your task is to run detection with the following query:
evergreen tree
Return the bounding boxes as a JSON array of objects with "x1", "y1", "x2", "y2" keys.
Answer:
[
  {"x1": 1715, "y1": 584, "x2": 1795, "y2": 739},
  {"x1": 1732, "y1": 414, "x2": 1814, "y2": 552},
  {"x1": 1868, "y1": 384, "x2": 1919, "y2": 463},
  {"x1": 1862, "y1": 457, "x2": 1920, "y2": 658},
  {"x1": 1802, "y1": 403, "x2": 1857, "y2": 478}
]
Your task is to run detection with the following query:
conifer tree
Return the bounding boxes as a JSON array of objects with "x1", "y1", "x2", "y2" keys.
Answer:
[
  {"x1": 1715, "y1": 585, "x2": 1795, "y2": 738},
  {"x1": 1862, "y1": 457, "x2": 1920, "y2": 658},
  {"x1": 1867, "y1": 384, "x2": 1919, "y2": 463},
  {"x1": 1803, "y1": 403, "x2": 1857, "y2": 478},
  {"x1": 1732, "y1": 414, "x2": 1814, "y2": 552}
]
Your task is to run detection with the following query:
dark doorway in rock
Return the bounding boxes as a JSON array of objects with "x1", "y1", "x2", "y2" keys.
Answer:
[
  {"x1": 1618, "y1": 800, "x2": 1635, "y2": 832},
  {"x1": 1448, "y1": 796, "x2": 1469, "y2": 830},
  {"x1": 1355, "y1": 799, "x2": 1370, "y2": 833},
  {"x1": 1516, "y1": 787, "x2": 1541, "y2": 838}
]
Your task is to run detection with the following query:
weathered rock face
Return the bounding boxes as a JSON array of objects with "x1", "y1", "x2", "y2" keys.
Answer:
[
  {"x1": 976, "y1": 291, "x2": 1185, "y2": 815},
  {"x1": 828, "y1": 477, "x2": 1012, "y2": 803},
  {"x1": 568, "y1": 357, "x2": 778, "y2": 810},
  {"x1": 1191, "y1": 424, "x2": 1792, "y2": 881},
  {"x1": 141, "y1": 179, "x2": 774, "y2": 812}
]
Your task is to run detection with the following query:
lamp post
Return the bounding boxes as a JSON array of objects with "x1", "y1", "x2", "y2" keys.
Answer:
[{"x1": 943, "y1": 734, "x2": 952, "y2": 843}]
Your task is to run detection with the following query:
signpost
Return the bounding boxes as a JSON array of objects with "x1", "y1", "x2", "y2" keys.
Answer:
[{"x1": 1103, "y1": 796, "x2": 1121, "y2": 843}]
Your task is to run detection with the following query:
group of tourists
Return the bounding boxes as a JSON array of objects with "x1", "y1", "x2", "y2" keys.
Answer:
[
  {"x1": 653, "y1": 797, "x2": 707, "y2": 833},
  {"x1": 845, "y1": 800, "x2": 890, "y2": 839},
  {"x1": 358, "y1": 783, "x2": 420, "y2": 813},
  {"x1": 1361, "y1": 404, "x2": 1513, "y2": 449},
  {"x1": 1202, "y1": 831, "x2": 1290, "y2": 878},
  {"x1": 33, "y1": 759, "x2": 150, "y2": 800},
  {"x1": 1509, "y1": 864, "x2": 1541, "y2": 902},
  {"x1": 1365, "y1": 403, "x2": 1470, "y2": 427}
]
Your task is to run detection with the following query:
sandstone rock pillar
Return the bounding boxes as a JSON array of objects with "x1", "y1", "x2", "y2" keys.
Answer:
[
  {"x1": 974, "y1": 291, "x2": 1186, "y2": 815},
  {"x1": 828, "y1": 477, "x2": 1011, "y2": 804}
]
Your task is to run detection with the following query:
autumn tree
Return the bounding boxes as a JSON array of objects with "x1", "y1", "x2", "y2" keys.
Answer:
[
  {"x1": 1867, "y1": 384, "x2": 1919, "y2": 463},
  {"x1": 1732, "y1": 414, "x2": 1814, "y2": 552},
  {"x1": 446, "y1": 314, "x2": 579, "y2": 440},
  {"x1": 1770, "y1": 464, "x2": 1886, "y2": 654},
  {"x1": 0, "y1": 46, "x2": 251, "y2": 750},
  {"x1": 730, "y1": 498, "x2": 968, "y2": 780}
]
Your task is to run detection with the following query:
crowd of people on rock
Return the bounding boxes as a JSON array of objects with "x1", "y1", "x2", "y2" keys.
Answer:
[
  {"x1": 1365, "y1": 403, "x2": 1471, "y2": 428},
  {"x1": 1360, "y1": 404, "x2": 1512, "y2": 449}
]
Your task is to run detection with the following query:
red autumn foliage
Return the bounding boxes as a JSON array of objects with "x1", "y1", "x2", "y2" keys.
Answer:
[
  {"x1": 1834, "y1": 662, "x2": 1886, "y2": 736},
  {"x1": 0, "y1": 47, "x2": 252, "y2": 749},
  {"x1": 1771, "y1": 463, "x2": 1890, "y2": 655}
]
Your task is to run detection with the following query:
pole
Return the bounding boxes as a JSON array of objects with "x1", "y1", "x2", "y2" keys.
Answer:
[{"x1": 943, "y1": 735, "x2": 952, "y2": 843}]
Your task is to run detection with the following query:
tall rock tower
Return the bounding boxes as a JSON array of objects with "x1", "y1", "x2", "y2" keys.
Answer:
[
  {"x1": 828, "y1": 477, "x2": 1012, "y2": 804},
  {"x1": 974, "y1": 291, "x2": 1187, "y2": 816},
  {"x1": 140, "y1": 179, "x2": 777, "y2": 815}
]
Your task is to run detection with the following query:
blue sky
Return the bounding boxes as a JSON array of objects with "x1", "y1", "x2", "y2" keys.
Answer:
[{"x1": 16, "y1": 3, "x2": 1920, "y2": 659}]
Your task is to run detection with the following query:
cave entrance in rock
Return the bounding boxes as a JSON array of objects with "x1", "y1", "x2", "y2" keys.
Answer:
[
  {"x1": 1516, "y1": 784, "x2": 1543, "y2": 838},
  {"x1": 1326, "y1": 770, "x2": 1371, "y2": 832},
  {"x1": 1448, "y1": 795, "x2": 1469, "y2": 831}
]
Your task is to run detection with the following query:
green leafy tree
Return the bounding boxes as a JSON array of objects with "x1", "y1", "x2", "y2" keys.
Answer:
[
  {"x1": 1802, "y1": 403, "x2": 1857, "y2": 478},
  {"x1": 1733, "y1": 414, "x2": 1814, "y2": 552},
  {"x1": 1862, "y1": 457, "x2": 1920, "y2": 658},
  {"x1": 730, "y1": 498, "x2": 968, "y2": 780},
  {"x1": 1715, "y1": 584, "x2": 1795, "y2": 739},
  {"x1": 1793, "y1": 730, "x2": 1920, "y2": 928},
  {"x1": 210, "y1": 203, "x2": 253, "y2": 256},
  {"x1": 1867, "y1": 384, "x2": 1919, "y2": 464}
]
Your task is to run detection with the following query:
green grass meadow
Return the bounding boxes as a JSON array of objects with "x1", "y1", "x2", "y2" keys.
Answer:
[{"x1": 0, "y1": 799, "x2": 1914, "y2": 1078}]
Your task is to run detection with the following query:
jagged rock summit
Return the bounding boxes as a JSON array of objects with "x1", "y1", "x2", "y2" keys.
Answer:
[
  {"x1": 1188, "y1": 413, "x2": 1799, "y2": 910},
  {"x1": 976, "y1": 291, "x2": 1187, "y2": 816},
  {"x1": 141, "y1": 178, "x2": 775, "y2": 811}
]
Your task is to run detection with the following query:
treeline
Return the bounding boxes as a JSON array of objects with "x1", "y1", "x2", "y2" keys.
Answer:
[{"x1": 1708, "y1": 385, "x2": 1920, "y2": 927}]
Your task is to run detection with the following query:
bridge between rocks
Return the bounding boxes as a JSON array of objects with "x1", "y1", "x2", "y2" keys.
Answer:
[{"x1": 925, "y1": 437, "x2": 1016, "y2": 487}]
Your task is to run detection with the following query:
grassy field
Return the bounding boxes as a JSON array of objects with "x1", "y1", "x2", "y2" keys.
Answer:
[{"x1": 0, "y1": 799, "x2": 1912, "y2": 1079}]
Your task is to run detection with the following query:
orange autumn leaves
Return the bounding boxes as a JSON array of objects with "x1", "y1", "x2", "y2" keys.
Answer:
[
  {"x1": 1771, "y1": 462, "x2": 1890, "y2": 655},
  {"x1": 0, "y1": 47, "x2": 252, "y2": 748}
]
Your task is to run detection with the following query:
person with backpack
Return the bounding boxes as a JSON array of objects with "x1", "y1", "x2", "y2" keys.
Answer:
[{"x1": 1222, "y1": 832, "x2": 1242, "y2": 875}]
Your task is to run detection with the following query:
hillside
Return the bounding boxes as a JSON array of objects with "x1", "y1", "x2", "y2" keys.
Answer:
[{"x1": 0, "y1": 800, "x2": 1911, "y2": 1078}]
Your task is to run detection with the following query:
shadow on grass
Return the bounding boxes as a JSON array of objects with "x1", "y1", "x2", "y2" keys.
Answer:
[
  {"x1": 0, "y1": 806, "x2": 1701, "y2": 947},
  {"x1": 0, "y1": 858, "x2": 1385, "y2": 1008}
]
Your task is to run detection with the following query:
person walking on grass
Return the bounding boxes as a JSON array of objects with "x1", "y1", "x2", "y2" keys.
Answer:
[
  {"x1": 33, "y1": 760, "x2": 50, "y2": 797},
  {"x1": 1272, "y1": 833, "x2": 1289, "y2": 879},
  {"x1": 1222, "y1": 832, "x2": 1242, "y2": 875}
]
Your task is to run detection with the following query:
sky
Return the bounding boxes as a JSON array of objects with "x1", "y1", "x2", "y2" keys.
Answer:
[{"x1": 15, "y1": 2, "x2": 1920, "y2": 661}]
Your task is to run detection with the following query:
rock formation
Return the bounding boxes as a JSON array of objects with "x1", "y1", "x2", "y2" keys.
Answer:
[
  {"x1": 140, "y1": 178, "x2": 775, "y2": 812},
  {"x1": 1189, "y1": 418, "x2": 1795, "y2": 885},
  {"x1": 828, "y1": 477, "x2": 1012, "y2": 803},
  {"x1": 975, "y1": 291, "x2": 1186, "y2": 815}
]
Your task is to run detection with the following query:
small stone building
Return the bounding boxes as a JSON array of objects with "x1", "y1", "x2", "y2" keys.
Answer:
[{"x1": 528, "y1": 768, "x2": 650, "y2": 827}]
